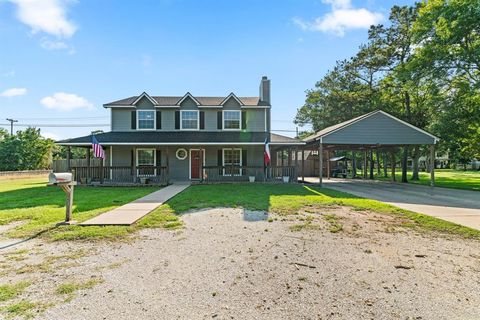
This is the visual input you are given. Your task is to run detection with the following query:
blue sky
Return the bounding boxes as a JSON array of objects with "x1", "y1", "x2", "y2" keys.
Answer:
[{"x1": 0, "y1": 0, "x2": 413, "y2": 140}]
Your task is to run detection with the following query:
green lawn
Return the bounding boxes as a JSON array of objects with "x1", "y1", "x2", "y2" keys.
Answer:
[
  {"x1": 1, "y1": 178, "x2": 479, "y2": 241},
  {"x1": 0, "y1": 177, "x2": 159, "y2": 240},
  {"x1": 373, "y1": 169, "x2": 480, "y2": 191}
]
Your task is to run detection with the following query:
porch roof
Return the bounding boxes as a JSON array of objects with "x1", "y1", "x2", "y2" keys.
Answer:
[{"x1": 56, "y1": 132, "x2": 304, "y2": 146}]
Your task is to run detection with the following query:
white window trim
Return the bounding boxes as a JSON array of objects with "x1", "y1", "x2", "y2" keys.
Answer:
[
  {"x1": 189, "y1": 149, "x2": 205, "y2": 180},
  {"x1": 136, "y1": 110, "x2": 156, "y2": 131},
  {"x1": 222, "y1": 110, "x2": 242, "y2": 131},
  {"x1": 136, "y1": 148, "x2": 156, "y2": 176},
  {"x1": 222, "y1": 148, "x2": 242, "y2": 176},
  {"x1": 180, "y1": 110, "x2": 199, "y2": 131}
]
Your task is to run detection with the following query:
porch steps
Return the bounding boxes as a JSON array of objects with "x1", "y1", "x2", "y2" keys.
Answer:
[{"x1": 79, "y1": 182, "x2": 190, "y2": 226}]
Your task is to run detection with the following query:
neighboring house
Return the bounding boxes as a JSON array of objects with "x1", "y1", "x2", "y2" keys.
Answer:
[{"x1": 57, "y1": 77, "x2": 304, "y2": 183}]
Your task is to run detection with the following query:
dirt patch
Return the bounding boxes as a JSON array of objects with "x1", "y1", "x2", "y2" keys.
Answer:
[{"x1": 0, "y1": 207, "x2": 479, "y2": 319}]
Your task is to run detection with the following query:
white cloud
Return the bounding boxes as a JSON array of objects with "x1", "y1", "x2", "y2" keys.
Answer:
[
  {"x1": 40, "y1": 37, "x2": 75, "y2": 54},
  {"x1": 42, "y1": 132, "x2": 60, "y2": 140},
  {"x1": 10, "y1": 0, "x2": 77, "y2": 38},
  {"x1": 40, "y1": 92, "x2": 94, "y2": 111},
  {"x1": 293, "y1": 0, "x2": 384, "y2": 36},
  {"x1": 0, "y1": 87, "x2": 27, "y2": 97}
]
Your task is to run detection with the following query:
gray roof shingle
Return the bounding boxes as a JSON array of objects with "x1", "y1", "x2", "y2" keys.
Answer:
[
  {"x1": 57, "y1": 132, "x2": 303, "y2": 145},
  {"x1": 103, "y1": 95, "x2": 267, "y2": 107}
]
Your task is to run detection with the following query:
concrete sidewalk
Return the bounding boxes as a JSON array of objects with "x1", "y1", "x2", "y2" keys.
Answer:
[
  {"x1": 80, "y1": 183, "x2": 190, "y2": 226},
  {"x1": 304, "y1": 177, "x2": 480, "y2": 231}
]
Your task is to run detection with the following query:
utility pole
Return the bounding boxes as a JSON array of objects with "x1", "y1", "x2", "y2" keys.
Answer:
[{"x1": 5, "y1": 118, "x2": 18, "y2": 135}]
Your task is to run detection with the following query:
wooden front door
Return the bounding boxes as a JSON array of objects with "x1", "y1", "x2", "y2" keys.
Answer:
[{"x1": 190, "y1": 149, "x2": 202, "y2": 179}]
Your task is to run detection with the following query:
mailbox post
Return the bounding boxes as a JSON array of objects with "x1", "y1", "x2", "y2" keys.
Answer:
[{"x1": 48, "y1": 173, "x2": 77, "y2": 225}]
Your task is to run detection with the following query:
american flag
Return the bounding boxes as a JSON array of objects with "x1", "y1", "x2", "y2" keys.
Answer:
[{"x1": 91, "y1": 135, "x2": 105, "y2": 159}]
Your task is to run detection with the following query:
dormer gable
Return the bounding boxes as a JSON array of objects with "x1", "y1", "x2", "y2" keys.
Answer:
[
  {"x1": 176, "y1": 92, "x2": 201, "y2": 106},
  {"x1": 131, "y1": 92, "x2": 157, "y2": 106},
  {"x1": 220, "y1": 92, "x2": 244, "y2": 107}
]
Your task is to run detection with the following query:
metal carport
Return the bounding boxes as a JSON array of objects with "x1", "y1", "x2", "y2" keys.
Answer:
[{"x1": 301, "y1": 110, "x2": 440, "y2": 187}]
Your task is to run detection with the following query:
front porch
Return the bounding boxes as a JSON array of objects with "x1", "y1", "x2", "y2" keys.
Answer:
[{"x1": 53, "y1": 144, "x2": 300, "y2": 185}]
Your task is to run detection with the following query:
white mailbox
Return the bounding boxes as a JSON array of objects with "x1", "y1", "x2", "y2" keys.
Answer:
[
  {"x1": 47, "y1": 172, "x2": 77, "y2": 224},
  {"x1": 48, "y1": 172, "x2": 73, "y2": 185}
]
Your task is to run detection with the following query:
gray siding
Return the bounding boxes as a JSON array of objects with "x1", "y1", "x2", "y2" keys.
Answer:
[
  {"x1": 111, "y1": 108, "x2": 266, "y2": 132},
  {"x1": 322, "y1": 112, "x2": 436, "y2": 145},
  {"x1": 110, "y1": 145, "x2": 264, "y2": 180},
  {"x1": 136, "y1": 97, "x2": 155, "y2": 110},
  {"x1": 223, "y1": 97, "x2": 241, "y2": 110},
  {"x1": 111, "y1": 109, "x2": 133, "y2": 131}
]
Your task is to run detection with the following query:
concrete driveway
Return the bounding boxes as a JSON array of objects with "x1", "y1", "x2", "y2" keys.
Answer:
[{"x1": 305, "y1": 178, "x2": 480, "y2": 230}]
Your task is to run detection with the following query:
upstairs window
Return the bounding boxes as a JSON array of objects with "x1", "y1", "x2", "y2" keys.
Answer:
[
  {"x1": 223, "y1": 111, "x2": 241, "y2": 130},
  {"x1": 181, "y1": 111, "x2": 199, "y2": 130},
  {"x1": 137, "y1": 110, "x2": 155, "y2": 130}
]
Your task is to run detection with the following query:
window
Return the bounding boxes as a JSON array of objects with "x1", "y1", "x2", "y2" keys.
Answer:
[
  {"x1": 223, "y1": 111, "x2": 241, "y2": 130},
  {"x1": 223, "y1": 148, "x2": 242, "y2": 176},
  {"x1": 138, "y1": 111, "x2": 155, "y2": 130},
  {"x1": 181, "y1": 111, "x2": 199, "y2": 130},
  {"x1": 137, "y1": 149, "x2": 155, "y2": 176}
]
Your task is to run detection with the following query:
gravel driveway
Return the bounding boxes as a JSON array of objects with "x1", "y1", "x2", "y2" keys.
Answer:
[{"x1": 27, "y1": 207, "x2": 479, "y2": 320}]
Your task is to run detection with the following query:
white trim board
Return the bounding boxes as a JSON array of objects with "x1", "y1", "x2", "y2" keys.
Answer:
[
  {"x1": 222, "y1": 110, "x2": 241, "y2": 131},
  {"x1": 136, "y1": 110, "x2": 156, "y2": 131},
  {"x1": 59, "y1": 142, "x2": 305, "y2": 146},
  {"x1": 315, "y1": 110, "x2": 439, "y2": 144},
  {"x1": 132, "y1": 92, "x2": 158, "y2": 106},
  {"x1": 176, "y1": 92, "x2": 201, "y2": 106},
  {"x1": 220, "y1": 93, "x2": 244, "y2": 106},
  {"x1": 180, "y1": 110, "x2": 200, "y2": 131}
]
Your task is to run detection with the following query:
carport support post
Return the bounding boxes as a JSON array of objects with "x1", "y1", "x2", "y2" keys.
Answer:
[
  {"x1": 363, "y1": 149, "x2": 368, "y2": 179},
  {"x1": 430, "y1": 145, "x2": 435, "y2": 187},
  {"x1": 319, "y1": 142, "x2": 323, "y2": 186},
  {"x1": 294, "y1": 147, "x2": 298, "y2": 182},
  {"x1": 301, "y1": 148, "x2": 305, "y2": 182},
  {"x1": 326, "y1": 150, "x2": 330, "y2": 179}
]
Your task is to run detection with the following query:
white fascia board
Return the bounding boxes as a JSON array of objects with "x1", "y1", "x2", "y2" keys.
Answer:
[
  {"x1": 132, "y1": 92, "x2": 158, "y2": 106},
  {"x1": 103, "y1": 105, "x2": 135, "y2": 108},
  {"x1": 176, "y1": 92, "x2": 201, "y2": 105},
  {"x1": 220, "y1": 93, "x2": 244, "y2": 106},
  {"x1": 154, "y1": 105, "x2": 180, "y2": 108},
  {"x1": 58, "y1": 142, "x2": 267, "y2": 146}
]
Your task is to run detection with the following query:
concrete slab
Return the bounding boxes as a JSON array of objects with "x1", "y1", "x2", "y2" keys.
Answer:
[
  {"x1": 80, "y1": 183, "x2": 190, "y2": 226},
  {"x1": 302, "y1": 177, "x2": 480, "y2": 231}
]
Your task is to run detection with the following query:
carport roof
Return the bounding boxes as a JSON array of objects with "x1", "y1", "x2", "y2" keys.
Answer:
[{"x1": 304, "y1": 110, "x2": 439, "y2": 146}]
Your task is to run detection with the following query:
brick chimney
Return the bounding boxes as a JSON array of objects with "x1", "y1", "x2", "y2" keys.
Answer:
[{"x1": 259, "y1": 76, "x2": 271, "y2": 105}]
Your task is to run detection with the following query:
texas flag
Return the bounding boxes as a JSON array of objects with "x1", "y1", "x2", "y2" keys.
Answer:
[{"x1": 264, "y1": 138, "x2": 271, "y2": 165}]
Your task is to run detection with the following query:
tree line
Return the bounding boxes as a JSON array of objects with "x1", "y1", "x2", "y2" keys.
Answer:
[
  {"x1": 295, "y1": 0, "x2": 480, "y2": 178},
  {"x1": 0, "y1": 127, "x2": 82, "y2": 171}
]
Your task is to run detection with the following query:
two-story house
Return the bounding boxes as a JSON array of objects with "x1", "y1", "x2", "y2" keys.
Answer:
[{"x1": 57, "y1": 77, "x2": 304, "y2": 183}]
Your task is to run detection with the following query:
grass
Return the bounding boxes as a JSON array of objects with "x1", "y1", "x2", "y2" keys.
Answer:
[
  {"x1": 323, "y1": 214, "x2": 343, "y2": 233},
  {"x1": 0, "y1": 282, "x2": 30, "y2": 302},
  {"x1": 56, "y1": 278, "x2": 103, "y2": 295},
  {"x1": 2, "y1": 300, "x2": 50, "y2": 319},
  {"x1": 0, "y1": 177, "x2": 159, "y2": 240},
  {"x1": 373, "y1": 169, "x2": 480, "y2": 191},
  {"x1": 1, "y1": 177, "x2": 479, "y2": 242},
  {"x1": 157, "y1": 183, "x2": 480, "y2": 239}
]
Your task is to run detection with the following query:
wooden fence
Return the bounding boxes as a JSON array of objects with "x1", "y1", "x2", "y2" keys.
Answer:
[{"x1": 52, "y1": 159, "x2": 103, "y2": 173}]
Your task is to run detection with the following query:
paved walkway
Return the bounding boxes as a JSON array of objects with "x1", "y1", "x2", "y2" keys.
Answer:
[
  {"x1": 303, "y1": 177, "x2": 480, "y2": 231},
  {"x1": 80, "y1": 183, "x2": 190, "y2": 226}
]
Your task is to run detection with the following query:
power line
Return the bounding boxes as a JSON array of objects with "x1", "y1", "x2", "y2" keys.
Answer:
[
  {"x1": 0, "y1": 123, "x2": 109, "y2": 127},
  {"x1": 15, "y1": 116, "x2": 109, "y2": 120}
]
